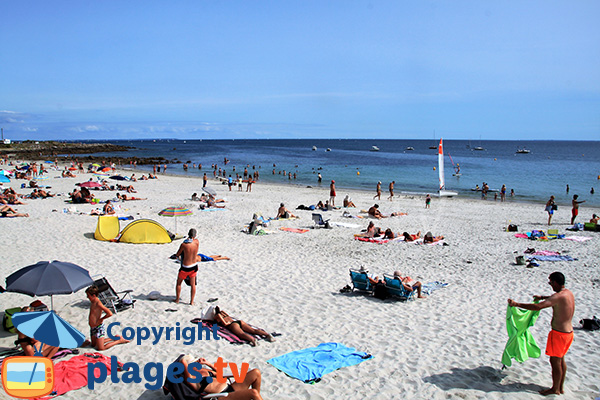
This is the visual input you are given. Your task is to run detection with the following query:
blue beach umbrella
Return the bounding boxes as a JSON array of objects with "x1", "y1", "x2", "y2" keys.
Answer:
[
  {"x1": 12, "y1": 311, "x2": 85, "y2": 350},
  {"x1": 0, "y1": 174, "x2": 9, "y2": 183},
  {"x1": 5, "y1": 261, "x2": 94, "y2": 310}
]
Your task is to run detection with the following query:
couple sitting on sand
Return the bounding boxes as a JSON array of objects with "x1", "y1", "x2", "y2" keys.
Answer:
[{"x1": 367, "y1": 269, "x2": 426, "y2": 299}]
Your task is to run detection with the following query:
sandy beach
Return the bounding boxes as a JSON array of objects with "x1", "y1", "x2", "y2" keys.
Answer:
[{"x1": 1, "y1": 165, "x2": 599, "y2": 400}]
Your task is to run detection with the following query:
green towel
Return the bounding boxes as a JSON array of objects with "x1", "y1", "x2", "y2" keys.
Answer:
[{"x1": 501, "y1": 303, "x2": 541, "y2": 367}]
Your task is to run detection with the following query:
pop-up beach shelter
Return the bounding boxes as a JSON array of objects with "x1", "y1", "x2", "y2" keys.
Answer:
[
  {"x1": 94, "y1": 216, "x2": 120, "y2": 241},
  {"x1": 118, "y1": 219, "x2": 172, "y2": 244}
]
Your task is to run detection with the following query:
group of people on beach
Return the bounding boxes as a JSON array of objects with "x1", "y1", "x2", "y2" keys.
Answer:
[{"x1": 545, "y1": 194, "x2": 598, "y2": 226}]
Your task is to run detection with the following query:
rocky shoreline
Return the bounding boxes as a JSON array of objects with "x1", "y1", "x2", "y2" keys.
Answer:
[{"x1": 0, "y1": 140, "x2": 168, "y2": 165}]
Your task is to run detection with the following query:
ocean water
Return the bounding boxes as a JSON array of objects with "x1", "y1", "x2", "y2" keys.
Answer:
[{"x1": 89, "y1": 139, "x2": 600, "y2": 207}]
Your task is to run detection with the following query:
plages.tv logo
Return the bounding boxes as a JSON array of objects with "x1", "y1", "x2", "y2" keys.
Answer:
[{"x1": 1, "y1": 357, "x2": 55, "y2": 399}]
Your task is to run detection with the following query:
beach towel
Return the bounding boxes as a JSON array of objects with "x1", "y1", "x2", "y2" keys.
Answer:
[
  {"x1": 526, "y1": 255, "x2": 576, "y2": 262},
  {"x1": 267, "y1": 342, "x2": 372, "y2": 383},
  {"x1": 564, "y1": 236, "x2": 592, "y2": 242},
  {"x1": 354, "y1": 236, "x2": 402, "y2": 244},
  {"x1": 331, "y1": 222, "x2": 361, "y2": 228},
  {"x1": 37, "y1": 352, "x2": 124, "y2": 399},
  {"x1": 279, "y1": 227, "x2": 309, "y2": 233},
  {"x1": 502, "y1": 304, "x2": 541, "y2": 367},
  {"x1": 421, "y1": 281, "x2": 449, "y2": 295}
]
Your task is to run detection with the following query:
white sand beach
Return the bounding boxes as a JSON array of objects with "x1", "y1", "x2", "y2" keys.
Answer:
[{"x1": 1, "y1": 165, "x2": 599, "y2": 400}]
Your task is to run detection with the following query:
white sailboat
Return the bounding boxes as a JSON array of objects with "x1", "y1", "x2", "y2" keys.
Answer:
[{"x1": 438, "y1": 138, "x2": 458, "y2": 197}]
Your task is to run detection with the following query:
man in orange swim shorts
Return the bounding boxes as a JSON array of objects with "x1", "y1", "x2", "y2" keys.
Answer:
[
  {"x1": 508, "y1": 272, "x2": 575, "y2": 396},
  {"x1": 172, "y1": 228, "x2": 200, "y2": 305}
]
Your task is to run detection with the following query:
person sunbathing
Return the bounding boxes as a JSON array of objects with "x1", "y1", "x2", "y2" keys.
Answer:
[
  {"x1": 213, "y1": 306, "x2": 274, "y2": 346},
  {"x1": 117, "y1": 193, "x2": 146, "y2": 201},
  {"x1": 276, "y1": 203, "x2": 297, "y2": 219},
  {"x1": 423, "y1": 231, "x2": 444, "y2": 243},
  {"x1": 343, "y1": 195, "x2": 356, "y2": 208},
  {"x1": 180, "y1": 355, "x2": 264, "y2": 399},
  {"x1": 391, "y1": 271, "x2": 426, "y2": 298},
  {"x1": 6, "y1": 194, "x2": 26, "y2": 205},
  {"x1": 368, "y1": 204, "x2": 385, "y2": 219},
  {"x1": 195, "y1": 253, "x2": 230, "y2": 262},
  {"x1": 15, "y1": 307, "x2": 59, "y2": 358},
  {"x1": 37, "y1": 189, "x2": 54, "y2": 198},
  {"x1": 590, "y1": 214, "x2": 599, "y2": 224},
  {"x1": 0, "y1": 205, "x2": 29, "y2": 218},
  {"x1": 207, "y1": 195, "x2": 225, "y2": 208},
  {"x1": 402, "y1": 231, "x2": 421, "y2": 241},
  {"x1": 103, "y1": 200, "x2": 116, "y2": 215}
]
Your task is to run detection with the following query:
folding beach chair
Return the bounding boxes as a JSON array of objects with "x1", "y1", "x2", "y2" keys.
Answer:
[
  {"x1": 383, "y1": 274, "x2": 416, "y2": 301},
  {"x1": 162, "y1": 354, "x2": 235, "y2": 399},
  {"x1": 312, "y1": 213, "x2": 331, "y2": 229},
  {"x1": 349, "y1": 269, "x2": 373, "y2": 293},
  {"x1": 92, "y1": 275, "x2": 135, "y2": 313}
]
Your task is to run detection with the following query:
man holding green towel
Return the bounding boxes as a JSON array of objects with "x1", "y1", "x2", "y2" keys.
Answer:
[{"x1": 508, "y1": 272, "x2": 575, "y2": 396}]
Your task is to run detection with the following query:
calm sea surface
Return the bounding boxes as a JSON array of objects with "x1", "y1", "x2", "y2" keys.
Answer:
[{"x1": 89, "y1": 139, "x2": 600, "y2": 207}]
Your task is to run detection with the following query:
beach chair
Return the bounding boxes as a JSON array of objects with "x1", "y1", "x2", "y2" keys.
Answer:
[
  {"x1": 92, "y1": 275, "x2": 135, "y2": 313},
  {"x1": 383, "y1": 274, "x2": 416, "y2": 301},
  {"x1": 162, "y1": 354, "x2": 235, "y2": 399},
  {"x1": 349, "y1": 269, "x2": 373, "y2": 292},
  {"x1": 312, "y1": 213, "x2": 331, "y2": 229}
]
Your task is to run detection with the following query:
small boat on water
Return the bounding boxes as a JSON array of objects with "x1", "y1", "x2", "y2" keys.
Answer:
[
  {"x1": 370, "y1": 146, "x2": 380, "y2": 152},
  {"x1": 405, "y1": 147, "x2": 414, "y2": 151},
  {"x1": 312, "y1": 146, "x2": 317, "y2": 151},
  {"x1": 326, "y1": 148, "x2": 331, "y2": 152},
  {"x1": 438, "y1": 139, "x2": 458, "y2": 197},
  {"x1": 516, "y1": 149, "x2": 530, "y2": 154},
  {"x1": 473, "y1": 146, "x2": 485, "y2": 151}
]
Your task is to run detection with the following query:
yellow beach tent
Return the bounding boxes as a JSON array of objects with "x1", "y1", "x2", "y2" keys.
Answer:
[
  {"x1": 118, "y1": 219, "x2": 172, "y2": 244},
  {"x1": 94, "y1": 216, "x2": 120, "y2": 241}
]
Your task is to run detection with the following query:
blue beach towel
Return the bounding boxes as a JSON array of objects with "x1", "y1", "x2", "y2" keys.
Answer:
[
  {"x1": 267, "y1": 342, "x2": 372, "y2": 383},
  {"x1": 526, "y1": 255, "x2": 576, "y2": 262},
  {"x1": 421, "y1": 281, "x2": 449, "y2": 295}
]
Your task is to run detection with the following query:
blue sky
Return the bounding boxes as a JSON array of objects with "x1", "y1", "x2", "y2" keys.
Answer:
[{"x1": 1, "y1": 1, "x2": 599, "y2": 140}]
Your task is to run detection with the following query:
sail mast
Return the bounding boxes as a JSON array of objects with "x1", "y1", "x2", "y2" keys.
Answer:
[{"x1": 438, "y1": 138, "x2": 445, "y2": 190}]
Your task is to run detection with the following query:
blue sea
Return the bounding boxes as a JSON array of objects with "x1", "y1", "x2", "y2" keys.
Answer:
[{"x1": 88, "y1": 139, "x2": 600, "y2": 207}]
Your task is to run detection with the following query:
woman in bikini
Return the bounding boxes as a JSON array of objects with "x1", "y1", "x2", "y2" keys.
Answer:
[
  {"x1": 180, "y1": 355, "x2": 264, "y2": 399},
  {"x1": 213, "y1": 307, "x2": 274, "y2": 346}
]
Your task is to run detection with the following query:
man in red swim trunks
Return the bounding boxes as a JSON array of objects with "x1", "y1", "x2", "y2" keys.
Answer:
[
  {"x1": 508, "y1": 272, "x2": 575, "y2": 396},
  {"x1": 172, "y1": 228, "x2": 200, "y2": 305}
]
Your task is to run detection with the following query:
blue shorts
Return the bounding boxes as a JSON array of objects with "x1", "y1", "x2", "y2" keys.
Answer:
[{"x1": 198, "y1": 253, "x2": 215, "y2": 262}]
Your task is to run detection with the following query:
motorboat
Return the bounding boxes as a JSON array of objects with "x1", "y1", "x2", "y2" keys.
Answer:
[
  {"x1": 312, "y1": 146, "x2": 317, "y2": 151},
  {"x1": 370, "y1": 146, "x2": 380, "y2": 151},
  {"x1": 326, "y1": 148, "x2": 331, "y2": 152},
  {"x1": 473, "y1": 146, "x2": 485, "y2": 151},
  {"x1": 516, "y1": 149, "x2": 530, "y2": 154},
  {"x1": 405, "y1": 147, "x2": 414, "y2": 151}
]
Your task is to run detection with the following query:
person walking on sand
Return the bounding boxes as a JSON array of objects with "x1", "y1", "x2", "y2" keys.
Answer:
[
  {"x1": 373, "y1": 181, "x2": 382, "y2": 200},
  {"x1": 86, "y1": 286, "x2": 130, "y2": 350},
  {"x1": 425, "y1": 194, "x2": 431, "y2": 208},
  {"x1": 388, "y1": 181, "x2": 395, "y2": 201},
  {"x1": 545, "y1": 195, "x2": 556, "y2": 225},
  {"x1": 329, "y1": 180, "x2": 336, "y2": 206},
  {"x1": 172, "y1": 228, "x2": 200, "y2": 305},
  {"x1": 203, "y1": 173, "x2": 208, "y2": 188},
  {"x1": 570, "y1": 195, "x2": 585, "y2": 225},
  {"x1": 508, "y1": 272, "x2": 574, "y2": 396}
]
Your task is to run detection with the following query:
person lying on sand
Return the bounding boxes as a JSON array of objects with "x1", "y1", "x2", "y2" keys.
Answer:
[
  {"x1": 0, "y1": 205, "x2": 29, "y2": 218},
  {"x1": 391, "y1": 270, "x2": 426, "y2": 298},
  {"x1": 213, "y1": 306, "x2": 274, "y2": 346},
  {"x1": 207, "y1": 195, "x2": 225, "y2": 208},
  {"x1": 276, "y1": 203, "x2": 297, "y2": 219},
  {"x1": 117, "y1": 193, "x2": 146, "y2": 201},
  {"x1": 423, "y1": 231, "x2": 444, "y2": 243},
  {"x1": 180, "y1": 355, "x2": 264, "y2": 399},
  {"x1": 195, "y1": 253, "x2": 230, "y2": 262},
  {"x1": 401, "y1": 231, "x2": 421, "y2": 241}
]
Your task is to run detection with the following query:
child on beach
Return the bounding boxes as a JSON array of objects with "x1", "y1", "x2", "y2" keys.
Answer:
[
  {"x1": 425, "y1": 194, "x2": 431, "y2": 208},
  {"x1": 86, "y1": 286, "x2": 129, "y2": 350}
]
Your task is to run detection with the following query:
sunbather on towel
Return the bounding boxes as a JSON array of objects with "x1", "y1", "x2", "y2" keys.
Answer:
[
  {"x1": 423, "y1": 231, "x2": 444, "y2": 243},
  {"x1": 15, "y1": 306, "x2": 60, "y2": 358},
  {"x1": 196, "y1": 253, "x2": 230, "y2": 262},
  {"x1": 180, "y1": 355, "x2": 264, "y2": 399},
  {"x1": 213, "y1": 306, "x2": 274, "y2": 346},
  {"x1": 0, "y1": 205, "x2": 29, "y2": 218},
  {"x1": 392, "y1": 271, "x2": 426, "y2": 298},
  {"x1": 356, "y1": 221, "x2": 381, "y2": 238},
  {"x1": 276, "y1": 203, "x2": 297, "y2": 219},
  {"x1": 401, "y1": 231, "x2": 421, "y2": 241},
  {"x1": 590, "y1": 214, "x2": 599, "y2": 224}
]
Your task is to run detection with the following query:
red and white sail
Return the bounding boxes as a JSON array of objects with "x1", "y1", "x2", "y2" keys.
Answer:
[{"x1": 438, "y1": 138, "x2": 445, "y2": 190}]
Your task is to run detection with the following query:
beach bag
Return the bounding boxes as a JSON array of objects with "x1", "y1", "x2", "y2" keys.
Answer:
[
  {"x1": 373, "y1": 282, "x2": 388, "y2": 300},
  {"x1": 515, "y1": 256, "x2": 526, "y2": 265},
  {"x1": 508, "y1": 224, "x2": 518, "y2": 232},
  {"x1": 580, "y1": 317, "x2": 600, "y2": 331},
  {"x1": 3, "y1": 307, "x2": 22, "y2": 334}
]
